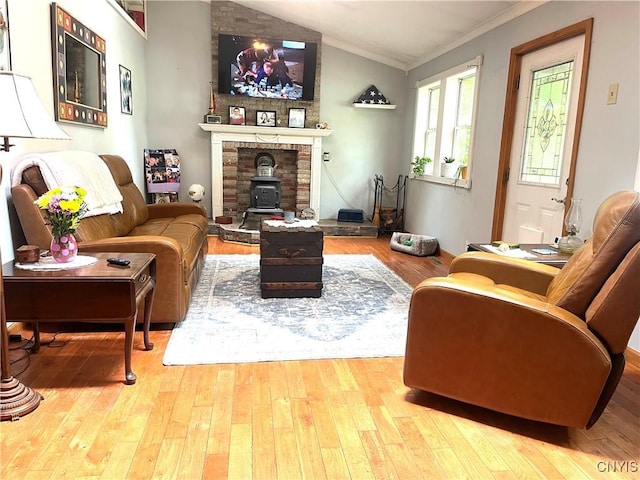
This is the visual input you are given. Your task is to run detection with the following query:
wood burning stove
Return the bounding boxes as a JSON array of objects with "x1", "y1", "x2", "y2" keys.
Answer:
[{"x1": 239, "y1": 152, "x2": 284, "y2": 229}]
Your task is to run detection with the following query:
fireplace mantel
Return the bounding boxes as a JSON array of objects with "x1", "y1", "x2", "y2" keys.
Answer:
[
  {"x1": 199, "y1": 123, "x2": 333, "y2": 219},
  {"x1": 199, "y1": 123, "x2": 333, "y2": 139}
]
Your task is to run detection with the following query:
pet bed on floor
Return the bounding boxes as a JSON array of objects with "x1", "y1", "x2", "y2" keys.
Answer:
[{"x1": 390, "y1": 232, "x2": 438, "y2": 256}]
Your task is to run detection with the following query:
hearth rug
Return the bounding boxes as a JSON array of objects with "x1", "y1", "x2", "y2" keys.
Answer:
[{"x1": 162, "y1": 254, "x2": 413, "y2": 365}]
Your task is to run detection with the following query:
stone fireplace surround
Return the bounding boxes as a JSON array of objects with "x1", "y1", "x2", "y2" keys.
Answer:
[{"x1": 199, "y1": 124, "x2": 332, "y2": 220}]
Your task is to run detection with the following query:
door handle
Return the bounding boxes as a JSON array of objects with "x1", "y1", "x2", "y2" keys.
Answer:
[{"x1": 551, "y1": 197, "x2": 566, "y2": 204}]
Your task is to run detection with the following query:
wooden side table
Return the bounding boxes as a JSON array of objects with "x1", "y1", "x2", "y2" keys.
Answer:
[
  {"x1": 2, "y1": 252, "x2": 156, "y2": 385},
  {"x1": 467, "y1": 243, "x2": 571, "y2": 268}
]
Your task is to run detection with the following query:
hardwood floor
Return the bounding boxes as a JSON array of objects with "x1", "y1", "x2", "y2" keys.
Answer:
[{"x1": 2, "y1": 235, "x2": 638, "y2": 479}]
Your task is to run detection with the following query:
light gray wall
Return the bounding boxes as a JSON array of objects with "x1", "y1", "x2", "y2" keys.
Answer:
[
  {"x1": 403, "y1": 1, "x2": 640, "y2": 255},
  {"x1": 1, "y1": 0, "x2": 148, "y2": 259},
  {"x1": 318, "y1": 45, "x2": 406, "y2": 219},
  {"x1": 145, "y1": 0, "x2": 212, "y2": 211}
]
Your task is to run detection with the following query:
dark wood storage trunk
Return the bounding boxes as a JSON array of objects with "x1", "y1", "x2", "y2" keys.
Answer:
[{"x1": 260, "y1": 223, "x2": 324, "y2": 298}]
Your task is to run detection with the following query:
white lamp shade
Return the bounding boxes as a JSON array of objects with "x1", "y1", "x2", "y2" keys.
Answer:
[{"x1": 0, "y1": 71, "x2": 70, "y2": 140}]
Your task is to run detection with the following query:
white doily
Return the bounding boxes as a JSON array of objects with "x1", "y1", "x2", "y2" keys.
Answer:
[
  {"x1": 14, "y1": 255, "x2": 99, "y2": 271},
  {"x1": 263, "y1": 219, "x2": 319, "y2": 228}
]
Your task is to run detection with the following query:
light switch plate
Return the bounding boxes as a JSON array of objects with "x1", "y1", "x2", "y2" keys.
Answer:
[{"x1": 607, "y1": 83, "x2": 619, "y2": 105}]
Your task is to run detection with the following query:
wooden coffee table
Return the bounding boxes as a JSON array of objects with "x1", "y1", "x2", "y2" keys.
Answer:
[
  {"x1": 2, "y1": 252, "x2": 156, "y2": 385},
  {"x1": 260, "y1": 221, "x2": 324, "y2": 298}
]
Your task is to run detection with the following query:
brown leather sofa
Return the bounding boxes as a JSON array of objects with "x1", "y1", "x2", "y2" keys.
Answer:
[
  {"x1": 11, "y1": 154, "x2": 209, "y2": 325},
  {"x1": 404, "y1": 190, "x2": 640, "y2": 428}
]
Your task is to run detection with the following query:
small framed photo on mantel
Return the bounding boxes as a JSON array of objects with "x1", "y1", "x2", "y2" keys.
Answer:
[
  {"x1": 288, "y1": 107, "x2": 305, "y2": 128},
  {"x1": 229, "y1": 106, "x2": 246, "y2": 125},
  {"x1": 257, "y1": 110, "x2": 276, "y2": 127}
]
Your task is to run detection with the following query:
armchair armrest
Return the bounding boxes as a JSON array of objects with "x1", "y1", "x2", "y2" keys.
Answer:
[
  {"x1": 404, "y1": 277, "x2": 611, "y2": 427},
  {"x1": 147, "y1": 202, "x2": 206, "y2": 219},
  {"x1": 449, "y1": 252, "x2": 560, "y2": 295}
]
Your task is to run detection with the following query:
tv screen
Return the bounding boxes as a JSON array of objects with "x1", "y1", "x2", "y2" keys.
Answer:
[{"x1": 218, "y1": 34, "x2": 317, "y2": 101}]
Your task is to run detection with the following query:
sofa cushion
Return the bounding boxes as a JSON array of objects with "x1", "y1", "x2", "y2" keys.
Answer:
[
  {"x1": 100, "y1": 154, "x2": 149, "y2": 234},
  {"x1": 129, "y1": 213, "x2": 209, "y2": 276}
]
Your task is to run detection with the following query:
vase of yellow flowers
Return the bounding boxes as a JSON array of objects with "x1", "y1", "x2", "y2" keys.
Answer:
[{"x1": 34, "y1": 186, "x2": 87, "y2": 263}]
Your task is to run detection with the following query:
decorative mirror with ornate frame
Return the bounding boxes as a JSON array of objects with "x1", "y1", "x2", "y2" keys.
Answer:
[{"x1": 51, "y1": 3, "x2": 107, "y2": 127}]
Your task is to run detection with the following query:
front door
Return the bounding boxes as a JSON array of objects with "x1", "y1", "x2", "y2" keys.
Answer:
[
  {"x1": 492, "y1": 20, "x2": 593, "y2": 243},
  {"x1": 502, "y1": 35, "x2": 585, "y2": 244}
]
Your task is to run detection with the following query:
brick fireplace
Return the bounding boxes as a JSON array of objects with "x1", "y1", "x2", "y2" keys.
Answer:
[
  {"x1": 230, "y1": 145, "x2": 310, "y2": 217},
  {"x1": 199, "y1": 124, "x2": 332, "y2": 220}
]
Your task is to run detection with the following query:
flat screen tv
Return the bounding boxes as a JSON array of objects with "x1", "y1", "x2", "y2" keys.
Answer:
[{"x1": 218, "y1": 34, "x2": 317, "y2": 101}]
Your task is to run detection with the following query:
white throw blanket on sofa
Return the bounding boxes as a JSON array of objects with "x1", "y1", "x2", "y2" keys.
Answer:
[{"x1": 11, "y1": 151, "x2": 124, "y2": 218}]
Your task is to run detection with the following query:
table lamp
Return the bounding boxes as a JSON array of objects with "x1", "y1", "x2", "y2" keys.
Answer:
[
  {"x1": 0, "y1": 71, "x2": 70, "y2": 420},
  {"x1": 0, "y1": 71, "x2": 70, "y2": 151}
]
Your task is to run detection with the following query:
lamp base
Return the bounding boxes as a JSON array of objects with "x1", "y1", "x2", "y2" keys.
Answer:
[
  {"x1": 0, "y1": 376, "x2": 43, "y2": 421},
  {"x1": 558, "y1": 234, "x2": 583, "y2": 254}
]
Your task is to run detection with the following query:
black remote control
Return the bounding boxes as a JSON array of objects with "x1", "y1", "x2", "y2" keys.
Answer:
[{"x1": 107, "y1": 258, "x2": 130, "y2": 267}]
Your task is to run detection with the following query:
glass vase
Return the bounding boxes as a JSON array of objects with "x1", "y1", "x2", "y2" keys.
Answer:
[
  {"x1": 558, "y1": 198, "x2": 583, "y2": 254},
  {"x1": 50, "y1": 233, "x2": 78, "y2": 263}
]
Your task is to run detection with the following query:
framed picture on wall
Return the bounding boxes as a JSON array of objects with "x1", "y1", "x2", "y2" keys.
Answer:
[
  {"x1": 288, "y1": 107, "x2": 306, "y2": 128},
  {"x1": 229, "y1": 106, "x2": 246, "y2": 125},
  {"x1": 0, "y1": 0, "x2": 12, "y2": 71},
  {"x1": 51, "y1": 3, "x2": 108, "y2": 127},
  {"x1": 119, "y1": 65, "x2": 133, "y2": 114},
  {"x1": 257, "y1": 110, "x2": 276, "y2": 127}
]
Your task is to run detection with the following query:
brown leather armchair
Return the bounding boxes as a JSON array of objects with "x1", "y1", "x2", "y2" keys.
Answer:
[{"x1": 403, "y1": 190, "x2": 640, "y2": 428}]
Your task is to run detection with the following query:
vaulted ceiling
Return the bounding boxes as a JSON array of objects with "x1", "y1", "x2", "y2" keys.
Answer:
[{"x1": 231, "y1": 1, "x2": 547, "y2": 71}]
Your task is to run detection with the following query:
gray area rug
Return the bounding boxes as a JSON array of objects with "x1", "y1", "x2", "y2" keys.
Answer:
[{"x1": 162, "y1": 254, "x2": 413, "y2": 365}]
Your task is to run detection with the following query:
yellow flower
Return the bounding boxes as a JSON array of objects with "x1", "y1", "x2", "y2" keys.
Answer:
[{"x1": 34, "y1": 186, "x2": 88, "y2": 238}]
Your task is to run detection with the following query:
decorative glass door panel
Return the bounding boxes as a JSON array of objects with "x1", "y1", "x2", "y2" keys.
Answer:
[{"x1": 520, "y1": 61, "x2": 574, "y2": 186}]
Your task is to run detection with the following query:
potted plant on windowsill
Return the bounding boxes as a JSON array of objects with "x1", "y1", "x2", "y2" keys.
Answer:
[
  {"x1": 411, "y1": 156, "x2": 432, "y2": 176},
  {"x1": 441, "y1": 156, "x2": 458, "y2": 177}
]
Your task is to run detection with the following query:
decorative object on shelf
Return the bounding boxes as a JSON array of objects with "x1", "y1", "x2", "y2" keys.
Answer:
[
  {"x1": 353, "y1": 84, "x2": 397, "y2": 109},
  {"x1": 440, "y1": 156, "x2": 458, "y2": 177},
  {"x1": 204, "y1": 81, "x2": 221, "y2": 124},
  {"x1": 51, "y1": 3, "x2": 108, "y2": 127},
  {"x1": 112, "y1": 0, "x2": 146, "y2": 35},
  {"x1": 229, "y1": 105, "x2": 245, "y2": 125},
  {"x1": 288, "y1": 107, "x2": 306, "y2": 128},
  {"x1": 0, "y1": 71, "x2": 70, "y2": 151},
  {"x1": 188, "y1": 184, "x2": 205, "y2": 203},
  {"x1": 34, "y1": 186, "x2": 87, "y2": 264},
  {"x1": 256, "y1": 110, "x2": 276, "y2": 127},
  {"x1": 558, "y1": 197, "x2": 583, "y2": 254},
  {"x1": 119, "y1": 64, "x2": 132, "y2": 115},
  {"x1": 0, "y1": 0, "x2": 12, "y2": 71},
  {"x1": 411, "y1": 156, "x2": 432, "y2": 176}
]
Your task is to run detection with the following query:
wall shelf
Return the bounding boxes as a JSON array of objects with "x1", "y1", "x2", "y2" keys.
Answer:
[{"x1": 353, "y1": 103, "x2": 397, "y2": 110}]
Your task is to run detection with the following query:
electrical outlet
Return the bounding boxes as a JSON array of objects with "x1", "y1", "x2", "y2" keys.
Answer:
[
  {"x1": 607, "y1": 83, "x2": 619, "y2": 105},
  {"x1": 9, "y1": 334, "x2": 23, "y2": 342}
]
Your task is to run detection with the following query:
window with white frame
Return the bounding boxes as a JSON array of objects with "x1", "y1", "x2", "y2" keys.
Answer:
[{"x1": 412, "y1": 56, "x2": 482, "y2": 186}]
